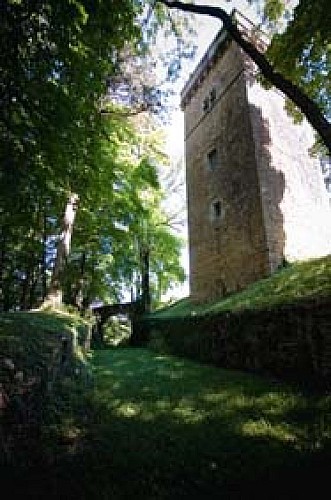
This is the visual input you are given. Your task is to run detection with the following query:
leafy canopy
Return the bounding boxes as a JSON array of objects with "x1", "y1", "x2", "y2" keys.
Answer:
[{"x1": 246, "y1": 0, "x2": 330, "y2": 150}]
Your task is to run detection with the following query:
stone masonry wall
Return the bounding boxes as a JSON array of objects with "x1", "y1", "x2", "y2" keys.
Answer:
[
  {"x1": 245, "y1": 56, "x2": 331, "y2": 270},
  {"x1": 183, "y1": 35, "x2": 331, "y2": 303},
  {"x1": 184, "y1": 41, "x2": 270, "y2": 302},
  {"x1": 146, "y1": 298, "x2": 331, "y2": 388}
]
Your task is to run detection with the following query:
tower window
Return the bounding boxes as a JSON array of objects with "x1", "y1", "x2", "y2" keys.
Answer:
[
  {"x1": 212, "y1": 200, "x2": 221, "y2": 218},
  {"x1": 203, "y1": 97, "x2": 209, "y2": 112},
  {"x1": 210, "y1": 199, "x2": 223, "y2": 223},
  {"x1": 210, "y1": 87, "x2": 216, "y2": 105},
  {"x1": 207, "y1": 148, "x2": 218, "y2": 170}
]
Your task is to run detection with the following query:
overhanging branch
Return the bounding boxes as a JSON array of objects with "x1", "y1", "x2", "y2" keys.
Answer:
[{"x1": 158, "y1": 0, "x2": 331, "y2": 153}]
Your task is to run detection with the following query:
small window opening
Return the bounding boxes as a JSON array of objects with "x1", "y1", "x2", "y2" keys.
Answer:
[
  {"x1": 203, "y1": 97, "x2": 209, "y2": 112},
  {"x1": 207, "y1": 148, "x2": 218, "y2": 170},
  {"x1": 212, "y1": 200, "x2": 222, "y2": 218},
  {"x1": 210, "y1": 87, "x2": 216, "y2": 105}
]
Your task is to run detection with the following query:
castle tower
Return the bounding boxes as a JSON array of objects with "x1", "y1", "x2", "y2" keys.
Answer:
[{"x1": 181, "y1": 11, "x2": 331, "y2": 303}]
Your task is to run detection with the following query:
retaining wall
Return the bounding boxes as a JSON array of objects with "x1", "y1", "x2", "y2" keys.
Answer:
[{"x1": 144, "y1": 298, "x2": 331, "y2": 388}]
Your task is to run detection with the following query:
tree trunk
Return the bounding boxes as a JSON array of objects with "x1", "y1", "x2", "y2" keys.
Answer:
[
  {"x1": 140, "y1": 245, "x2": 151, "y2": 313},
  {"x1": 20, "y1": 268, "x2": 31, "y2": 310},
  {"x1": 44, "y1": 194, "x2": 79, "y2": 308},
  {"x1": 0, "y1": 228, "x2": 7, "y2": 312},
  {"x1": 28, "y1": 269, "x2": 39, "y2": 310},
  {"x1": 160, "y1": 0, "x2": 331, "y2": 154},
  {"x1": 41, "y1": 209, "x2": 48, "y2": 301},
  {"x1": 72, "y1": 251, "x2": 87, "y2": 312}
]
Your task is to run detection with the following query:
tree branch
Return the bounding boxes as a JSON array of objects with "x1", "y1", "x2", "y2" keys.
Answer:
[{"x1": 159, "y1": 0, "x2": 331, "y2": 153}]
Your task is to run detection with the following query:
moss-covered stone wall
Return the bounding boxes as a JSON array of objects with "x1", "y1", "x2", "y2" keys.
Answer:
[{"x1": 144, "y1": 298, "x2": 331, "y2": 387}]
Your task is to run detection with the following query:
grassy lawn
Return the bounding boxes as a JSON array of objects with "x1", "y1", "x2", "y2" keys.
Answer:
[
  {"x1": 3, "y1": 347, "x2": 330, "y2": 499},
  {"x1": 150, "y1": 255, "x2": 331, "y2": 319}
]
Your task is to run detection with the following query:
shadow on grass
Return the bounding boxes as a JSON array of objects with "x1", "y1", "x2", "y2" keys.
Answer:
[{"x1": 2, "y1": 347, "x2": 331, "y2": 499}]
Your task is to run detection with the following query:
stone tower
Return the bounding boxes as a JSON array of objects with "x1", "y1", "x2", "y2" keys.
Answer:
[{"x1": 181, "y1": 11, "x2": 331, "y2": 303}]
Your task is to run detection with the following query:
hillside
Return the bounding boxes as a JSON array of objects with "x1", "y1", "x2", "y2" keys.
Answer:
[
  {"x1": 150, "y1": 255, "x2": 331, "y2": 319},
  {"x1": 0, "y1": 310, "x2": 91, "y2": 458},
  {"x1": 0, "y1": 310, "x2": 90, "y2": 376}
]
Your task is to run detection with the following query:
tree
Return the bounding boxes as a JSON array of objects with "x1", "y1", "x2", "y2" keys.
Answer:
[
  {"x1": 262, "y1": 0, "x2": 331, "y2": 151},
  {"x1": 44, "y1": 194, "x2": 79, "y2": 307},
  {"x1": 0, "y1": 0, "x2": 140, "y2": 309},
  {"x1": 0, "y1": 0, "x2": 178, "y2": 310},
  {"x1": 1, "y1": 1, "x2": 194, "y2": 311},
  {"x1": 55, "y1": 112, "x2": 186, "y2": 312},
  {"x1": 157, "y1": 0, "x2": 331, "y2": 154}
]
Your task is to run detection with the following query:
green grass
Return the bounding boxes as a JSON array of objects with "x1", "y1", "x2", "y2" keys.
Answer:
[
  {"x1": 0, "y1": 309, "x2": 90, "y2": 341},
  {"x1": 150, "y1": 255, "x2": 331, "y2": 319},
  {"x1": 3, "y1": 347, "x2": 330, "y2": 499}
]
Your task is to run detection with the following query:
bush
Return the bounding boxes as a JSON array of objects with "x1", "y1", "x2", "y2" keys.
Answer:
[{"x1": 103, "y1": 316, "x2": 131, "y2": 347}]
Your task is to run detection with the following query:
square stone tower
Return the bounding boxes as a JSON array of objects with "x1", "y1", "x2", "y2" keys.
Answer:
[{"x1": 181, "y1": 11, "x2": 331, "y2": 303}]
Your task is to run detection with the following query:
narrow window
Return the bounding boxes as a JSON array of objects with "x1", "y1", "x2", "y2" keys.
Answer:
[
  {"x1": 203, "y1": 96, "x2": 209, "y2": 112},
  {"x1": 210, "y1": 199, "x2": 224, "y2": 225},
  {"x1": 207, "y1": 148, "x2": 218, "y2": 170},
  {"x1": 212, "y1": 200, "x2": 222, "y2": 218},
  {"x1": 210, "y1": 87, "x2": 216, "y2": 105}
]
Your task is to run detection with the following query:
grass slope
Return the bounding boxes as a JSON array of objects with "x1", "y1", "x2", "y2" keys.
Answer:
[
  {"x1": 0, "y1": 310, "x2": 91, "y2": 469},
  {"x1": 2, "y1": 348, "x2": 331, "y2": 499},
  {"x1": 151, "y1": 255, "x2": 331, "y2": 319},
  {"x1": 0, "y1": 310, "x2": 90, "y2": 378}
]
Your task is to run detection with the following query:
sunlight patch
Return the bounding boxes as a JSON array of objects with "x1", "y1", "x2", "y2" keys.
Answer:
[
  {"x1": 203, "y1": 392, "x2": 228, "y2": 404},
  {"x1": 115, "y1": 402, "x2": 141, "y2": 418},
  {"x1": 241, "y1": 419, "x2": 297, "y2": 443},
  {"x1": 173, "y1": 399, "x2": 206, "y2": 423},
  {"x1": 254, "y1": 392, "x2": 299, "y2": 415}
]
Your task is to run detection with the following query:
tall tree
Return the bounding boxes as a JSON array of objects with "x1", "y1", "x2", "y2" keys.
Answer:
[
  {"x1": 157, "y1": 0, "x2": 331, "y2": 154},
  {"x1": 57, "y1": 112, "x2": 185, "y2": 311},
  {"x1": 1, "y1": 0, "x2": 192, "y2": 311},
  {"x1": 44, "y1": 194, "x2": 79, "y2": 307}
]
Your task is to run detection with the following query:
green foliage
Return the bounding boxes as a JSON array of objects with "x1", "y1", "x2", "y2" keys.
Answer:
[
  {"x1": 262, "y1": 0, "x2": 286, "y2": 22},
  {"x1": 103, "y1": 316, "x2": 131, "y2": 346},
  {"x1": 0, "y1": 0, "x2": 186, "y2": 310},
  {"x1": 0, "y1": 0, "x2": 141, "y2": 309},
  {"x1": 57, "y1": 114, "x2": 185, "y2": 308},
  {"x1": 263, "y1": 0, "x2": 331, "y2": 123}
]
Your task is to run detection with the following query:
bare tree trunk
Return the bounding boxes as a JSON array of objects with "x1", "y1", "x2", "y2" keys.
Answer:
[
  {"x1": 44, "y1": 194, "x2": 79, "y2": 308},
  {"x1": 41, "y1": 209, "x2": 48, "y2": 301},
  {"x1": 160, "y1": 0, "x2": 331, "y2": 154},
  {"x1": 0, "y1": 227, "x2": 7, "y2": 312},
  {"x1": 28, "y1": 268, "x2": 39, "y2": 310},
  {"x1": 20, "y1": 268, "x2": 31, "y2": 310},
  {"x1": 72, "y1": 251, "x2": 87, "y2": 312},
  {"x1": 140, "y1": 244, "x2": 151, "y2": 313}
]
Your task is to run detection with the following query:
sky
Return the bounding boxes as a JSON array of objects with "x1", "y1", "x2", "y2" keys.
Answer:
[{"x1": 161, "y1": 1, "x2": 260, "y2": 300}]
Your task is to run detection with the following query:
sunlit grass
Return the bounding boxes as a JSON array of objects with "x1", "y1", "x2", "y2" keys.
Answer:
[
  {"x1": 151, "y1": 255, "x2": 331, "y2": 318},
  {"x1": 78, "y1": 348, "x2": 330, "y2": 498},
  {"x1": 3, "y1": 346, "x2": 331, "y2": 498}
]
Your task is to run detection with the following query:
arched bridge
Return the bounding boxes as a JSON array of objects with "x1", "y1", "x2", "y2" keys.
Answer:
[
  {"x1": 92, "y1": 301, "x2": 138, "y2": 324},
  {"x1": 91, "y1": 301, "x2": 145, "y2": 345}
]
